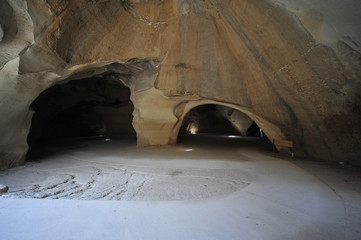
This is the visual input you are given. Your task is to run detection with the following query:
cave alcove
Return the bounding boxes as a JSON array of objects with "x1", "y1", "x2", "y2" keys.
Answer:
[{"x1": 26, "y1": 72, "x2": 135, "y2": 161}]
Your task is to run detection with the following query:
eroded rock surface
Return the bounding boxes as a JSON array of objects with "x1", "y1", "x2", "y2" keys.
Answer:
[{"x1": 0, "y1": 0, "x2": 360, "y2": 169}]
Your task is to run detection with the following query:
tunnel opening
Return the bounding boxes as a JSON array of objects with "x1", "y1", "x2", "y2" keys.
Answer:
[
  {"x1": 177, "y1": 104, "x2": 271, "y2": 149},
  {"x1": 26, "y1": 72, "x2": 136, "y2": 161}
]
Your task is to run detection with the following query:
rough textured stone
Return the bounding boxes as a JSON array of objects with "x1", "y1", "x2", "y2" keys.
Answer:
[
  {"x1": 0, "y1": 184, "x2": 9, "y2": 193},
  {"x1": 0, "y1": 0, "x2": 360, "y2": 169}
]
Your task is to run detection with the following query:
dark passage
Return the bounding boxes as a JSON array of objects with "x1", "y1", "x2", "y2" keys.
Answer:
[
  {"x1": 178, "y1": 104, "x2": 270, "y2": 147},
  {"x1": 179, "y1": 105, "x2": 240, "y2": 135},
  {"x1": 27, "y1": 73, "x2": 135, "y2": 160}
]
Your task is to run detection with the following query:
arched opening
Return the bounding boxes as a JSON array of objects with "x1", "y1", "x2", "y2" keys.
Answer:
[
  {"x1": 177, "y1": 104, "x2": 271, "y2": 149},
  {"x1": 179, "y1": 105, "x2": 240, "y2": 135},
  {"x1": 26, "y1": 72, "x2": 136, "y2": 160}
]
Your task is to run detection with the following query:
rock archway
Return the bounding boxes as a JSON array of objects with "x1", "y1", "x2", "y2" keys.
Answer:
[
  {"x1": 166, "y1": 100, "x2": 283, "y2": 146},
  {"x1": 0, "y1": 58, "x2": 162, "y2": 169}
]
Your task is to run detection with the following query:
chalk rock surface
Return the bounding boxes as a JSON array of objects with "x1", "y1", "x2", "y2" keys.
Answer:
[{"x1": 0, "y1": 0, "x2": 360, "y2": 169}]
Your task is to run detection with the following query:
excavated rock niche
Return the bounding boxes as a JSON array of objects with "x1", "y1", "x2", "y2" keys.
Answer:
[
  {"x1": 0, "y1": 57, "x2": 162, "y2": 169},
  {"x1": 0, "y1": 0, "x2": 360, "y2": 169}
]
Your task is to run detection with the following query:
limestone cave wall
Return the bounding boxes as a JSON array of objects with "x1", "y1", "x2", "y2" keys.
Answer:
[{"x1": 0, "y1": 0, "x2": 360, "y2": 169}]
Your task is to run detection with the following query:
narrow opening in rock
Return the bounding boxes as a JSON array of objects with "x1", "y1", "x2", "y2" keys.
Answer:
[{"x1": 26, "y1": 73, "x2": 135, "y2": 161}]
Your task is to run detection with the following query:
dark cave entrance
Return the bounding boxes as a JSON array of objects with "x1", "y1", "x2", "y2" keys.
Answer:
[
  {"x1": 178, "y1": 104, "x2": 270, "y2": 148},
  {"x1": 26, "y1": 73, "x2": 136, "y2": 161}
]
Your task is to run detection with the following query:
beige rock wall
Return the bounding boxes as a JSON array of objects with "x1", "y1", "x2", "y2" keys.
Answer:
[{"x1": 0, "y1": 0, "x2": 360, "y2": 169}]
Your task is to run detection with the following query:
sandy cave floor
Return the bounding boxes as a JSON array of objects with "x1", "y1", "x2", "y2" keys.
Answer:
[{"x1": 0, "y1": 134, "x2": 360, "y2": 240}]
